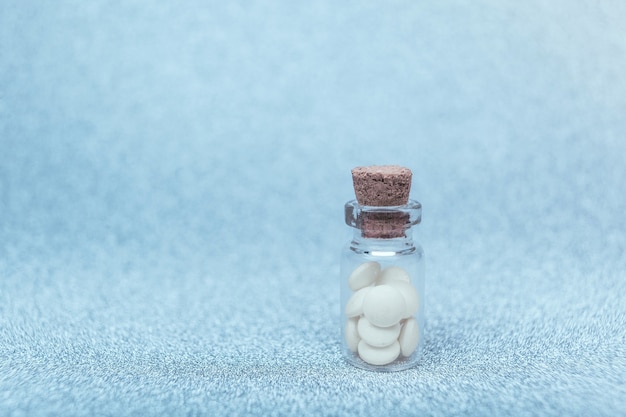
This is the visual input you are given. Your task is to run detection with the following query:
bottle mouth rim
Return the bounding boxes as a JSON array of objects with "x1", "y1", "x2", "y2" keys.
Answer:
[
  {"x1": 345, "y1": 199, "x2": 422, "y2": 212},
  {"x1": 344, "y1": 199, "x2": 422, "y2": 232}
]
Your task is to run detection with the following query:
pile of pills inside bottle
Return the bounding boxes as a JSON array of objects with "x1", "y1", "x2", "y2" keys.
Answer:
[{"x1": 344, "y1": 261, "x2": 420, "y2": 366}]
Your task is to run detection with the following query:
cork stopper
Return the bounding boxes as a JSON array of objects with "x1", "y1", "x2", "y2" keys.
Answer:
[
  {"x1": 351, "y1": 165, "x2": 412, "y2": 207},
  {"x1": 351, "y1": 165, "x2": 413, "y2": 238}
]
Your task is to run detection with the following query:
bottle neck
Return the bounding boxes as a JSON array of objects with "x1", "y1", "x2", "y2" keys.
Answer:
[
  {"x1": 350, "y1": 228, "x2": 416, "y2": 255},
  {"x1": 352, "y1": 227, "x2": 415, "y2": 241}
]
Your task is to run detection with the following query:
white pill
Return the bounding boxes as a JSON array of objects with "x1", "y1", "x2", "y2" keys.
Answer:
[
  {"x1": 345, "y1": 318, "x2": 360, "y2": 352},
  {"x1": 348, "y1": 261, "x2": 380, "y2": 291},
  {"x1": 386, "y1": 280, "x2": 419, "y2": 319},
  {"x1": 345, "y1": 286, "x2": 372, "y2": 318},
  {"x1": 358, "y1": 340, "x2": 400, "y2": 366},
  {"x1": 377, "y1": 266, "x2": 411, "y2": 285},
  {"x1": 357, "y1": 317, "x2": 401, "y2": 348},
  {"x1": 398, "y1": 318, "x2": 419, "y2": 357},
  {"x1": 362, "y1": 285, "x2": 406, "y2": 327}
]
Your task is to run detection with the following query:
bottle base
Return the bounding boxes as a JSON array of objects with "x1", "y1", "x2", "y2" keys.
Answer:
[{"x1": 343, "y1": 349, "x2": 423, "y2": 372}]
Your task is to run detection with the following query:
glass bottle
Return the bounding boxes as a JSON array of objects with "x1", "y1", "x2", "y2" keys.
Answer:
[{"x1": 340, "y1": 199, "x2": 424, "y2": 371}]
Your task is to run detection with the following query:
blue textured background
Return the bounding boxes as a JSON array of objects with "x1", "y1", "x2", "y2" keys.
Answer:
[{"x1": 1, "y1": 1, "x2": 625, "y2": 416}]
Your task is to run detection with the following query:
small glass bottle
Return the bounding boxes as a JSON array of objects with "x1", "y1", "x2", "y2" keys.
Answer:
[{"x1": 340, "y1": 199, "x2": 424, "y2": 371}]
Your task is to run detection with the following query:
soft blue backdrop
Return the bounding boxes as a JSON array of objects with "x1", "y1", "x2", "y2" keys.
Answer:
[{"x1": 1, "y1": 1, "x2": 625, "y2": 416}]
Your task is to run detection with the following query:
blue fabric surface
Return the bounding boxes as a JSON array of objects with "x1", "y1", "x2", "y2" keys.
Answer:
[{"x1": 1, "y1": 1, "x2": 625, "y2": 416}]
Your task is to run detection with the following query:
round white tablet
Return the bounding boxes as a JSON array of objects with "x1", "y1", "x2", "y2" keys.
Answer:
[
  {"x1": 358, "y1": 340, "x2": 400, "y2": 366},
  {"x1": 377, "y1": 266, "x2": 411, "y2": 285},
  {"x1": 362, "y1": 285, "x2": 406, "y2": 327},
  {"x1": 398, "y1": 318, "x2": 419, "y2": 357},
  {"x1": 345, "y1": 286, "x2": 372, "y2": 318},
  {"x1": 357, "y1": 317, "x2": 401, "y2": 348},
  {"x1": 348, "y1": 261, "x2": 380, "y2": 291},
  {"x1": 386, "y1": 280, "x2": 419, "y2": 319},
  {"x1": 345, "y1": 318, "x2": 360, "y2": 352}
]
